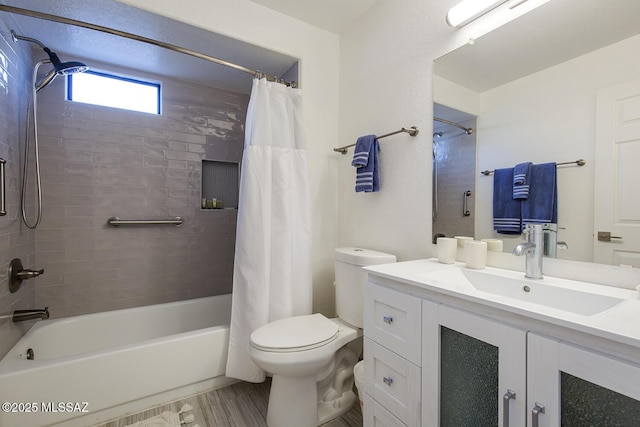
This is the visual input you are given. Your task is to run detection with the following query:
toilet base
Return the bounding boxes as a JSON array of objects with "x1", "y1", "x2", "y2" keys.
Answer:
[
  {"x1": 318, "y1": 390, "x2": 357, "y2": 424},
  {"x1": 267, "y1": 374, "x2": 318, "y2": 427}
]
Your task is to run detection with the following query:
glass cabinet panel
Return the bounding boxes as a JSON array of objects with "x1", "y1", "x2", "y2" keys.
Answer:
[
  {"x1": 561, "y1": 372, "x2": 640, "y2": 425},
  {"x1": 440, "y1": 326, "x2": 499, "y2": 426}
]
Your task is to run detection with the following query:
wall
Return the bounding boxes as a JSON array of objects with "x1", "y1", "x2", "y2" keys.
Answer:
[
  {"x1": 31, "y1": 58, "x2": 248, "y2": 319},
  {"x1": 474, "y1": 34, "x2": 640, "y2": 260},
  {"x1": 115, "y1": 0, "x2": 341, "y2": 316},
  {"x1": 0, "y1": 24, "x2": 36, "y2": 357}
]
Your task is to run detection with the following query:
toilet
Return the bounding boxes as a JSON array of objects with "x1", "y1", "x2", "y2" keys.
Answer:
[{"x1": 249, "y1": 247, "x2": 396, "y2": 427}]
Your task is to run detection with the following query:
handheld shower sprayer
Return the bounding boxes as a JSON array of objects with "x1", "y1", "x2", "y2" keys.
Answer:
[
  {"x1": 11, "y1": 30, "x2": 88, "y2": 92},
  {"x1": 10, "y1": 30, "x2": 88, "y2": 229}
]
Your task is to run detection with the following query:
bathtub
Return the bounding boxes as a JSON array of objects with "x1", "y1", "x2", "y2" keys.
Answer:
[{"x1": 0, "y1": 294, "x2": 234, "y2": 427}]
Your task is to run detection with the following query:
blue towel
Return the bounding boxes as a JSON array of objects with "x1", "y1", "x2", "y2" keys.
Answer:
[
  {"x1": 493, "y1": 168, "x2": 522, "y2": 234},
  {"x1": 513, "y1": 162, "x2": 532, "y2": 200},
  {"x1": 521, "y1": 162, "x2": 557, "y2": 229},
  {"x1": 352, "y1": 135, "x2": 380, "y2": 192}
]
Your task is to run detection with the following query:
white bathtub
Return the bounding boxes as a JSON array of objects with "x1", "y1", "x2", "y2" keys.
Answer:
[{"x1": 0, "y1": 294, "x2": 234, "y2": 427}]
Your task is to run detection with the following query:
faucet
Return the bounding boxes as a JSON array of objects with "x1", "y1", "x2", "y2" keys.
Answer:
[
  {"x1": 512, "y1": 224, "x2": 543, "y2": 279},
  {"x1": 13, "y1": 307, "x2": 49, "y2": 323},
  {"x1": 8, "y1": 258, "x2": 44, "y2": 293}
]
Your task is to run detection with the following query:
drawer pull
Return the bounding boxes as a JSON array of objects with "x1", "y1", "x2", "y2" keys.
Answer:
[
  {"x1": 383, "y1": 315, "x2": 393, "y2": 324},
  {"x1": 383, "y1": 376, "x2": 393, "y2": 386}
]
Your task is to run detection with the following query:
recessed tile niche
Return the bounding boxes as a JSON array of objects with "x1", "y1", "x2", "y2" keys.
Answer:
[{"x1": 201, "y1": 160, "x2": 240, "y2": 209}]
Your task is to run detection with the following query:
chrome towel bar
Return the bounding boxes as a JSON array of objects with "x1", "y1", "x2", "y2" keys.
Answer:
[
  {"x1": 107, "y1": 216, "x2": 183, "y2": 227},
  {"x1": 333, "y1": 126, "x2": 419, "y2": 154},
  {"x1": 481, "y1": 159, "x2": 586, "y2": 176}
]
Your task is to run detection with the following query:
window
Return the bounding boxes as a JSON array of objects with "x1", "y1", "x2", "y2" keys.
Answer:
[{"x1": 67, "y1": 70, "x2": 161, "y2": 115}]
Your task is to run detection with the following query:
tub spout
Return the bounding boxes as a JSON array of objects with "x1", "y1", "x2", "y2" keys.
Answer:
[{"x1": 13, "y1": 307, "x2": 49, "y2": 322}]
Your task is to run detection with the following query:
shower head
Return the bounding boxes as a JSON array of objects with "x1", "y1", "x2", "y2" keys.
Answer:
[{"x1": 10, "y1": 30, "x2": 88, "y2": 92}]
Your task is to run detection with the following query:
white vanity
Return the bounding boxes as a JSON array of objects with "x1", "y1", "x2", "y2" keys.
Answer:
[{"x1": 362, "y1": 259, "x2": 640, "y2": 426}]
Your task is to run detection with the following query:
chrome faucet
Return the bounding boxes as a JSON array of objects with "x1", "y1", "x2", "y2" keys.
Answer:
[
  {"x1": 513, "y1": 224, "x2": 543, "y2": 279},
  {"x1": 13, "y1": 307, "x2": 49, "y2": 322}
]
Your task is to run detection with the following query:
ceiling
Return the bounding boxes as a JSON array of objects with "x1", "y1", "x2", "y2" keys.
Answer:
[
  {"x1": 0, "y1": 0, "x2": 300, "y2": 94},
  {"x1": 249, "y1": 0, "x2": 379, "y2": 34}
]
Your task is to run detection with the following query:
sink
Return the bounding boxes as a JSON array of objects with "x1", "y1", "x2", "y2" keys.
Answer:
[{"x1": 461, "y1": 269, "x2": 625, "y2": 316}]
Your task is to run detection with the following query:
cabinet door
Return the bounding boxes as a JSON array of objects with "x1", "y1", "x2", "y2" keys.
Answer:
[
  {"x1": 528, "y1": 333, "x2": 640, "y2": 427},
  {"x1": 423, "y1": 303, "x2": 527, "y2": 427}
]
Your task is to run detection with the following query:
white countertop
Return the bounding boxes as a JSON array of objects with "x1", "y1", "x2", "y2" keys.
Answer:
[{"x1": 365, "y1": 258, "x2": 640, "y2": 349}]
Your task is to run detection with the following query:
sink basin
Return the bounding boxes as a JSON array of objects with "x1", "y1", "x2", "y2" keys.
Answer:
[{"x1": 461, "y1": 269, "x2": 625, "y2": 316}]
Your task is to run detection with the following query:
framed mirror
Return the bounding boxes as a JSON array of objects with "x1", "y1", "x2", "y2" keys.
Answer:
[{"x1": 433, "y1": 0, "x2": 640, "y2": 266}]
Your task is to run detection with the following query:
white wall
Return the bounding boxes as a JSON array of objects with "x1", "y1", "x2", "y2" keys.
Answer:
[
  {"x1": 115, "y1": 0, "x2": 340, "y2": 315},
  {"x1": 337, "y1": 0, "x2": 476, "y2": 261},
  {"x1": 475, "y1": 34, "x2": 640, "y2": 261}
]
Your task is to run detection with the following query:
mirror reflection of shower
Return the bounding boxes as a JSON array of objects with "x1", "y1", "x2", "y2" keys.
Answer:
[
  {"x1": 11, "y1": 30, "x2": 88, "y2": 229},
  {"x1": 432, "y1": 103, "x2": 477, "y2": 243}
]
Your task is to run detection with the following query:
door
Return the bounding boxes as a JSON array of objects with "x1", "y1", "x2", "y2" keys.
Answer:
[
  {"x1": 423, "y1": 304, "x2": 527, "y2": 427},
  {"x1": 594, "y1": 79, "x2": 640, "y2": 266},
  {"x1": 528, "y1": 333, "x2": 640, "y2": 427}
]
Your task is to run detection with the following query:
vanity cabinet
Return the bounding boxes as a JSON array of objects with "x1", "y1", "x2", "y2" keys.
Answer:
[
  {"x1": 363, "y1": 283, "x2": 422, "y2": 426},
  {"x1": 422, "y1": 303, "x2": 527, "y2": 426},
  {"x1": 422, "y1": 303, "x2": 640, "y2": 427},
  {"x1": 364, "y1": 267, "x2": 640, "y2": 427},
  {"x1": 528, "y1": 333, "x2": 640, "y2": 426}
]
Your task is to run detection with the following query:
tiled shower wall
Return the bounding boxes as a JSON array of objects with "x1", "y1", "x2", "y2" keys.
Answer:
[
  {"x1": 0, "y1": 27, "x2": 36, "y2": 357},
  {"x1": 432, "y1": 118, "x2": 477, "y2": 240},
  {"x1": 32, "y1": 58, "x2": 248, "y2": 319}
]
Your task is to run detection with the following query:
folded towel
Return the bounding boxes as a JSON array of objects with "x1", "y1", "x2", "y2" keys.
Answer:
[
  {"x1": 513, "y1": 162, "x2": 532, "y2": 200},
  {"x1": 352, "y1": 135, "x2": 380, "y2": 192},
  {"x1": 493, "y1": 168, "x2": 522, "y2": 234},
  {"x1": 521, "y1": 162, "x2": 557, "y2": 229}
]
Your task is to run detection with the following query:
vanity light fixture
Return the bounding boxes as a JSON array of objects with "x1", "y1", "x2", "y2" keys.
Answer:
[{"x1": 447, "y1": 0, "x2": 531, "y2": 27}]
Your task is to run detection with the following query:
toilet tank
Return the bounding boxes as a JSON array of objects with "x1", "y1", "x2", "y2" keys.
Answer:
[{"x1": 334, "y1": 247, "x2": 396, "y2": 328}]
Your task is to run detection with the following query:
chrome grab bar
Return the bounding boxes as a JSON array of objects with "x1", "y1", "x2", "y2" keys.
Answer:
[
  {"x1": 503, "y1": 390, "x2": 516, "y2": 427},
  {"x1": 0, "y1": 158, "x2": 6, "y2": 216},
  {"x1": 463, "y1": 190, "x2": 471, "y2": 217},
  {"x1": 107, "y1": 216, "x2": 183, "y2": 227}
]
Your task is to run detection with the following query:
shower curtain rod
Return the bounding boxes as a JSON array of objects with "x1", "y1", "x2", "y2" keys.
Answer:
[
  {"x1": 333, "y1": 126, "x2": 419, "y2": 154},
  {"x1": 0, "y1": 5, "x2": 293, "y2": 86},
  {"x1": 434, "y1": 116, "x2": 474, "y2": 135}
]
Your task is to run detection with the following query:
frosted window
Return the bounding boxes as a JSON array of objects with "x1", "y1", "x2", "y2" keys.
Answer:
[{"x1": 67, "y1": 71, "x2": 160, "y2": 115}]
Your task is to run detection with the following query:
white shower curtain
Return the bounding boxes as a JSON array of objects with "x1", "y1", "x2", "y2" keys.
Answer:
[{"x1": 226, "y1": 78, "x2": 312, "y2": 383}]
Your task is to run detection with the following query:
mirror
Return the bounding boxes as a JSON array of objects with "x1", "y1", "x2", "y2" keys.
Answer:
[{"x1": 433, "y1": 0, "x2": 640, "y2": 265}]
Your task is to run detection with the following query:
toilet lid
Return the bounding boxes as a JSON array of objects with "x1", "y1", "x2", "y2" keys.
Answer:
[{"x1": 250, "y1": 313, "x2": 339, "y2": 352}]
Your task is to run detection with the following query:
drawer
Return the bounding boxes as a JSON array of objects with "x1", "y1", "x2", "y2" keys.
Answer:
[
  {"x1": 364, "y1": 283, "x2": 422, "y2": 365},
  {"x1": 364, "y1": 338, "x2": 421, "y2": 426},
  {"x1": 364, "y1": 394, "x2": 406, "y2": 427}
]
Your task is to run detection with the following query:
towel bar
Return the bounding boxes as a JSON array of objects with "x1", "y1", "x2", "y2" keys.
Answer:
[
  {"x1": 481, "y1": 159, "x2": 586, "y2": 176},
  {"x1": 333, "y1": 126, "x2": 419, "y2": 154},
  {"x1": 107, "y1": 217, "x2": 183, "y2": 227}
]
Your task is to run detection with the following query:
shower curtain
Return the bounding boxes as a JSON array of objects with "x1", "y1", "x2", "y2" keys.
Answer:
[{"x1": 226, "y1": 78, "x2": 312, "y2": 383}]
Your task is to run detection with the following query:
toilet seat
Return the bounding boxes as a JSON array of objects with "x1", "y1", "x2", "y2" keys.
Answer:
[{"x1": 250, "y1": 313, "x2": 339, "y2": 353}]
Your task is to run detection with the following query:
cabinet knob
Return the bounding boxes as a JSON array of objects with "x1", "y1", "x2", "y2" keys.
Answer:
[
  {"x1": 383, "y1": 376, "x2": 393, "y2": 386},
  {"x1": 531, "y1": 402, "x2": 545, "y2": 427},
  {"x1": 383, "y1": 315, "x2": 393, "y2": 324}
]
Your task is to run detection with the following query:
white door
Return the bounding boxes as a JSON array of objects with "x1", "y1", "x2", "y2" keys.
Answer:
[{"x1": 594, "y1": 79, "x2": 640, "y2": 266}]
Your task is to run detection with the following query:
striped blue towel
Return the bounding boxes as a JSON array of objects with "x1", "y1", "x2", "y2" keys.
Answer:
[
  {"x1": 352, "y1": 135, "x2": 380, "y2": 192},
  {"x1": 513, "y1": 162, "x2": 532, "y2": 200},
  {"x1": 493, "y1": 168, "x2": 522, "y2": 234}
]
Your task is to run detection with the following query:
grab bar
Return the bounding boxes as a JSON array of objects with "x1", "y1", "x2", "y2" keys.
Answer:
[
  {"x1": 463, "y1": 190, "x2": 471, "y2": 217},
  {"x1": 0, "y1": 158, "x2": 6, "y2": 216},
  {"x1": 107, "y1": 216, "x2": 183, "y2": 227}
]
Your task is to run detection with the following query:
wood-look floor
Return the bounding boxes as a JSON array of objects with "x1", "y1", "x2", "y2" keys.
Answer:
[{"x1": 95, "y1": 378, "x2": 362, "y2": 427}]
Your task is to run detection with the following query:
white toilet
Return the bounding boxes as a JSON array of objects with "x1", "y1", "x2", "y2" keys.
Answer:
[{"x1": 249, "y1": 247, "x2": 396, "y2": 427}]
